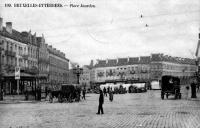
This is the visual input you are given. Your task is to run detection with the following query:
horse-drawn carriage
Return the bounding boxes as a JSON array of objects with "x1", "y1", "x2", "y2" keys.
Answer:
[
  {"x1": 50, "y1": 84, "x2": 81, "y2": 103},
  {"x1": 161, "y1": 75, "x2": 181, "y2": 100}
]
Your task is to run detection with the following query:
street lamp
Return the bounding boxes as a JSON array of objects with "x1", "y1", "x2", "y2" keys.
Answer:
[
  {"x1": 0, "y1": 47, "x2": 2, "y2": 100},
  {"x1": 0, "y1": 45, "x2": 3, "y2": 100},
  {"x1": 73, "y1": 65, "x2": 83, "y2": 84}
]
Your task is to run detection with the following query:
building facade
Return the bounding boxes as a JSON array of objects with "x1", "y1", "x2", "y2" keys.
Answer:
[
  {"x1": 0, "y1": 19, "x2": 37, "y2": 94},
  {"x1": 79, "y1": 65, "x2": 91, "y2": 88},
  {"x1": 0, "y1": 17, "x2": 70, "y2": 95},
  {"x1": 37, "y1": 35, "x2": 49, "y2": 83},
  {"x1": 150, "y1": 53, "x2": 196, "y2": 84},
  {"x1": 92, "y1": 54, "x2": 196, "y2": 85},
  {"x1": 48, "y1": 45, "x2": 69, "y2": 90}
]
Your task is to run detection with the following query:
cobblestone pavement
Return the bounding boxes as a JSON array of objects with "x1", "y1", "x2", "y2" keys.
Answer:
[{"x1": 0, "y1": 87, "x2": 200, "y2": 128}]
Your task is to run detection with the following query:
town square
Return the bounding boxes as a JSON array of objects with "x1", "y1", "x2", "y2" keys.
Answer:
[{"x1": 0, "y1": 0, "x2": 200, "y2": 127}]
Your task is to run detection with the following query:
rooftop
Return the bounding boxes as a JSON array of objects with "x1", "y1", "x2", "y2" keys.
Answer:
[{"x1": 94, "y1": 54, "x2": 195, "y2": 68}]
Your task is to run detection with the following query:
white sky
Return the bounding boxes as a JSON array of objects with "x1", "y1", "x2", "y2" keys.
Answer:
[{"x1": 0, "y1": 0, "x2": 200, "y2": 66}]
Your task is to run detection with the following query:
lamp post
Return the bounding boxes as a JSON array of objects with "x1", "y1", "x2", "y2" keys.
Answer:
[
  {"x1": 193, "y1": 32, "x2": 200, "y2": 98},
  {"x1": 198, "y1": 33, "x2": 200, "y2": 89},
  {"x1": 0, "y1": 46, "x2": 3, "y2": 100},
  {"x1": 73, "y1": 65, "x2": 83, "y2": 84}
]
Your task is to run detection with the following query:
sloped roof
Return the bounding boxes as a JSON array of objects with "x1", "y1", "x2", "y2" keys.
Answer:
[
  {"x1": 117, "y1": 58, "x2": 128, "y2": 66},
  {"x1": 128, "y1": 57, "x2": 139, "y2": 64},
  {"x1": 140, "y1": 56, "x2": 151, "y2": 64}
]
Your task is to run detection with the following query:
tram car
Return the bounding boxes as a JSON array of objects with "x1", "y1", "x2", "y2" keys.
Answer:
[{"x1": 161, "y1": 75, "x2": 181, "y2": 100}]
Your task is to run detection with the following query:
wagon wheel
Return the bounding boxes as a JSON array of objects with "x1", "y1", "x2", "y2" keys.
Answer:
[
  {"x1": 175, "y1": 89, "x2": 179, "y2": 99},
  {"x1": 161, "y1": 92, "x2": 164, "y2": 100},
  {"x1": 166, "y1": 93, "x2": 168, "y2": 99},
  {"x1": 179, "y1": 93, "x2": 181, "y2": 99},
  {"x1": 175, "y1": 92, "x2": 178, "y2": 99},
  {"x1": 161, "y1": 94, "x2": 164, "y2": 100}
]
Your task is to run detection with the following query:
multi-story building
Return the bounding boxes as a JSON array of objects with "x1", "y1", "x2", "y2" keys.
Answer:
[
  {"x1": 20, "y1": 31, "x2": 38, "y2": 74},
  {"x1": 92, "y1": 54, "x2": 196, "y2": 85},
  {"x1": 150, "y1": 53, "x2": 196, "y2": 84},
  {"x1": 48, "y1": 45, "x2": 69, "y2": 90},
  {"x1": 37, "y1": 35, "x2": 49, "y2": 83},
  {"x1": 79, "y1": 65, "x2": 91, "y2": 88},
  {"x1": 0, "y1": 18, "x2": 37, "y2": 94},
  {"x1": 94, "y1": 56, "x2": 151, "y2": 84},
  {"x1": 0, "y1": 17, "x2": 70, "y2": 95},
  {"x1": 68, "y1": 68, "x2": 78, "y2": 84}
]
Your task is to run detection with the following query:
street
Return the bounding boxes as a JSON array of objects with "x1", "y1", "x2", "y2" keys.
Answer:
[{"x1": 0, "y1": 88, "x2": 200, "y2": 128}]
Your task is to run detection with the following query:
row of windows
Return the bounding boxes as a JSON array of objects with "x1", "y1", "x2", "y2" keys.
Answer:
[
  {"x1": 96, "y1": 74, "x2": 150, "y2": 79},
  {"x1": 49, "y1": 74, "x2": 67, "y2": 82},
  {"x1": 49, "y1": 66, "x2": 68, "y2": 75},
  {"x1": 39, "y1": 63, "x2": 48, "y2": 72},
  {"x1": 151, "y1": 64, "x2": 196, "y2": 72},
  {"x1": 116, "y1": 66, "x2": 150, "y2": 71},
  {"x1": 1, "y1": 39, "x2": 27, "y2": 55},
  {"x1": 49, "y1": 61, "x2": 68, "y2": 70},
  {"x1": 39, "y1": 51, "x2": 49, "y2": 59},
  {"x1": 1, "y1": 39, "x2": 40, "y2": 59},
  {"x1": 28, "y1": 46, "x2": 37, "y2": 59},
  {"x1": 80, "y1": 78, "x2": 90, "y2": 81}
]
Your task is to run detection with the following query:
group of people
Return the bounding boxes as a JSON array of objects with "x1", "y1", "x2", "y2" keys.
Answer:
[
  {"x1": 102, "y1": 86, "x2": 127, "y2": 95},
  {"x1": 47, "y1": 87, "x2": 87, "y2": 103},
  {"x1": 103, "y1": 87, "x2": 113, "y2": 102}
]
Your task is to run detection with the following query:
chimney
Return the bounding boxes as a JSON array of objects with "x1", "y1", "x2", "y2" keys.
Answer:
[
  {"x1": 42, "y1": 34, "x2": 45, "y2": 43},
  {"x1": 90, "y1": 60, "x2": 94, "y2": 67},
  {"x1": 0, "y1": 17, "x2": 3, "y2": 31},
  {"x1": 6, "y1": 22, "x2": 12, "y2": 34}
]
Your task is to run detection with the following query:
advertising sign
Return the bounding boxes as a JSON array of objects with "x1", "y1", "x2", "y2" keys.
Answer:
[{"x1": 15, "y1": 66, "x2": 20, "y2": 80}]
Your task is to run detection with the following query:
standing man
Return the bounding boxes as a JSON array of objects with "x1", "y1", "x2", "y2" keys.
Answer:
[
  {"x1": 191, "y1": 78, "x2": 197, "y2": 98},
  {"x1": 82, "y1": 88, "x2": 86, "y2": 100},
  {"x1": 0, "y1": 89, "x2": 3, "y2": 100},
  {"x1": 96, "y1": 90, "x2": 104, "y2": 115},
  {"x1": 109, "y1": 88, "x2": 113, "y2": 102},
  {"x1": 103, "y1": 87, "x2": 107, "y2": 97}
]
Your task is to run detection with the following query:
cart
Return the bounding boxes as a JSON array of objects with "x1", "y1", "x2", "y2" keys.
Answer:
[{"x1": 161, "y1": 75, "x2": 181, "y2": 100}]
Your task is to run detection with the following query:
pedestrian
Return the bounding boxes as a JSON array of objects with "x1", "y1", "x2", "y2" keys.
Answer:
[
  {"x1": 82, "y1": 88, "x2": 86, "y2": 100},
  {"x1": 107, "y1": 87, "x2": 110, "y2": 94},
  {"x1": 96, "y1": 90, "x2": 104, "y2": 115},
  {"x1": 109, "y1": 89, "x2": 113, "y2": 102},
  {"x1": 0, "y1": 89, "x2": 3, "y2": 100},
  {"x1": 49, "y1": 91, "x2": 53, "y2": 103},
  {"x1": 45, "y1": 87, "x2": 48, "y2": 99},
  {"x1": 197, "y1": 84, "x2": 200, "y2": 92},
  {"x1": 185, "y1": 86, "x2": 189, "y2": 100},
  {"x1": 190, "y1": 78, "x2": 197, "y2": 98},
  {"x1": 103, "y1": 87, "x2": 107, "y2": 97}
]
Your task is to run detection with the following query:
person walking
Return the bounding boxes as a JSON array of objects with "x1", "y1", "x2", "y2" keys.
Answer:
[
  {"x1": 96, "y1": 90, "x2": 104, "y2": 115},
  {"x1": 103, "y1": 87, "x2": 107, "y2": 97},
  {"x1": 185, "y1": 86, "x2": 189, "y2": 100},
  {"x1": 49, "y1": 91, "x2": 53, "y2": 103},
  {"x1": 197, "y1": 84, "x2": 200, "y2": 92},
  {"x1": 109, "y1": 89, "x2": 113, "y2": 102},
  {"x1": 0, "y1": 89, "x2": 3, "y2": 100},
  {"x1": 82, "y1": 88, "x2": 86, "y2": 100}
]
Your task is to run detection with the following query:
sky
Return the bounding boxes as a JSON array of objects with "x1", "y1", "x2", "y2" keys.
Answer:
[{"x1": 0, "y1": 0, "x2": 200, "y2": 66}]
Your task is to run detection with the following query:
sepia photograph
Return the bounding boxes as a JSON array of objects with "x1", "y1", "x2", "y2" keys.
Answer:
[{"x1": 0, "y1": 0, "x2": 200, "y2": 128}]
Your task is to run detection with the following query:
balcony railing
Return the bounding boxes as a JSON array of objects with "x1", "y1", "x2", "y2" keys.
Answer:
[
  {"x1": 5, "y1": 50, "x2": 16, "y2": 57},
  {"x1": 22, "y1": 66, "x2": 38, "y2": 75},
  {"x1": 38, "y1": 58, "x2": 49, "y2": 64}
]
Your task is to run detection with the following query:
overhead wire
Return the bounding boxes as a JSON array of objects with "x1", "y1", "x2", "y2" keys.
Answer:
[
  {"x1": 48, "y1": 10, "x2": 199, "y2": 44},
  {"x1": 52, "y1": 18, "x2": 199, "y2": 45},
  {"x1": 21, "y1": 9, "x2": 200, "y2": 32}
]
